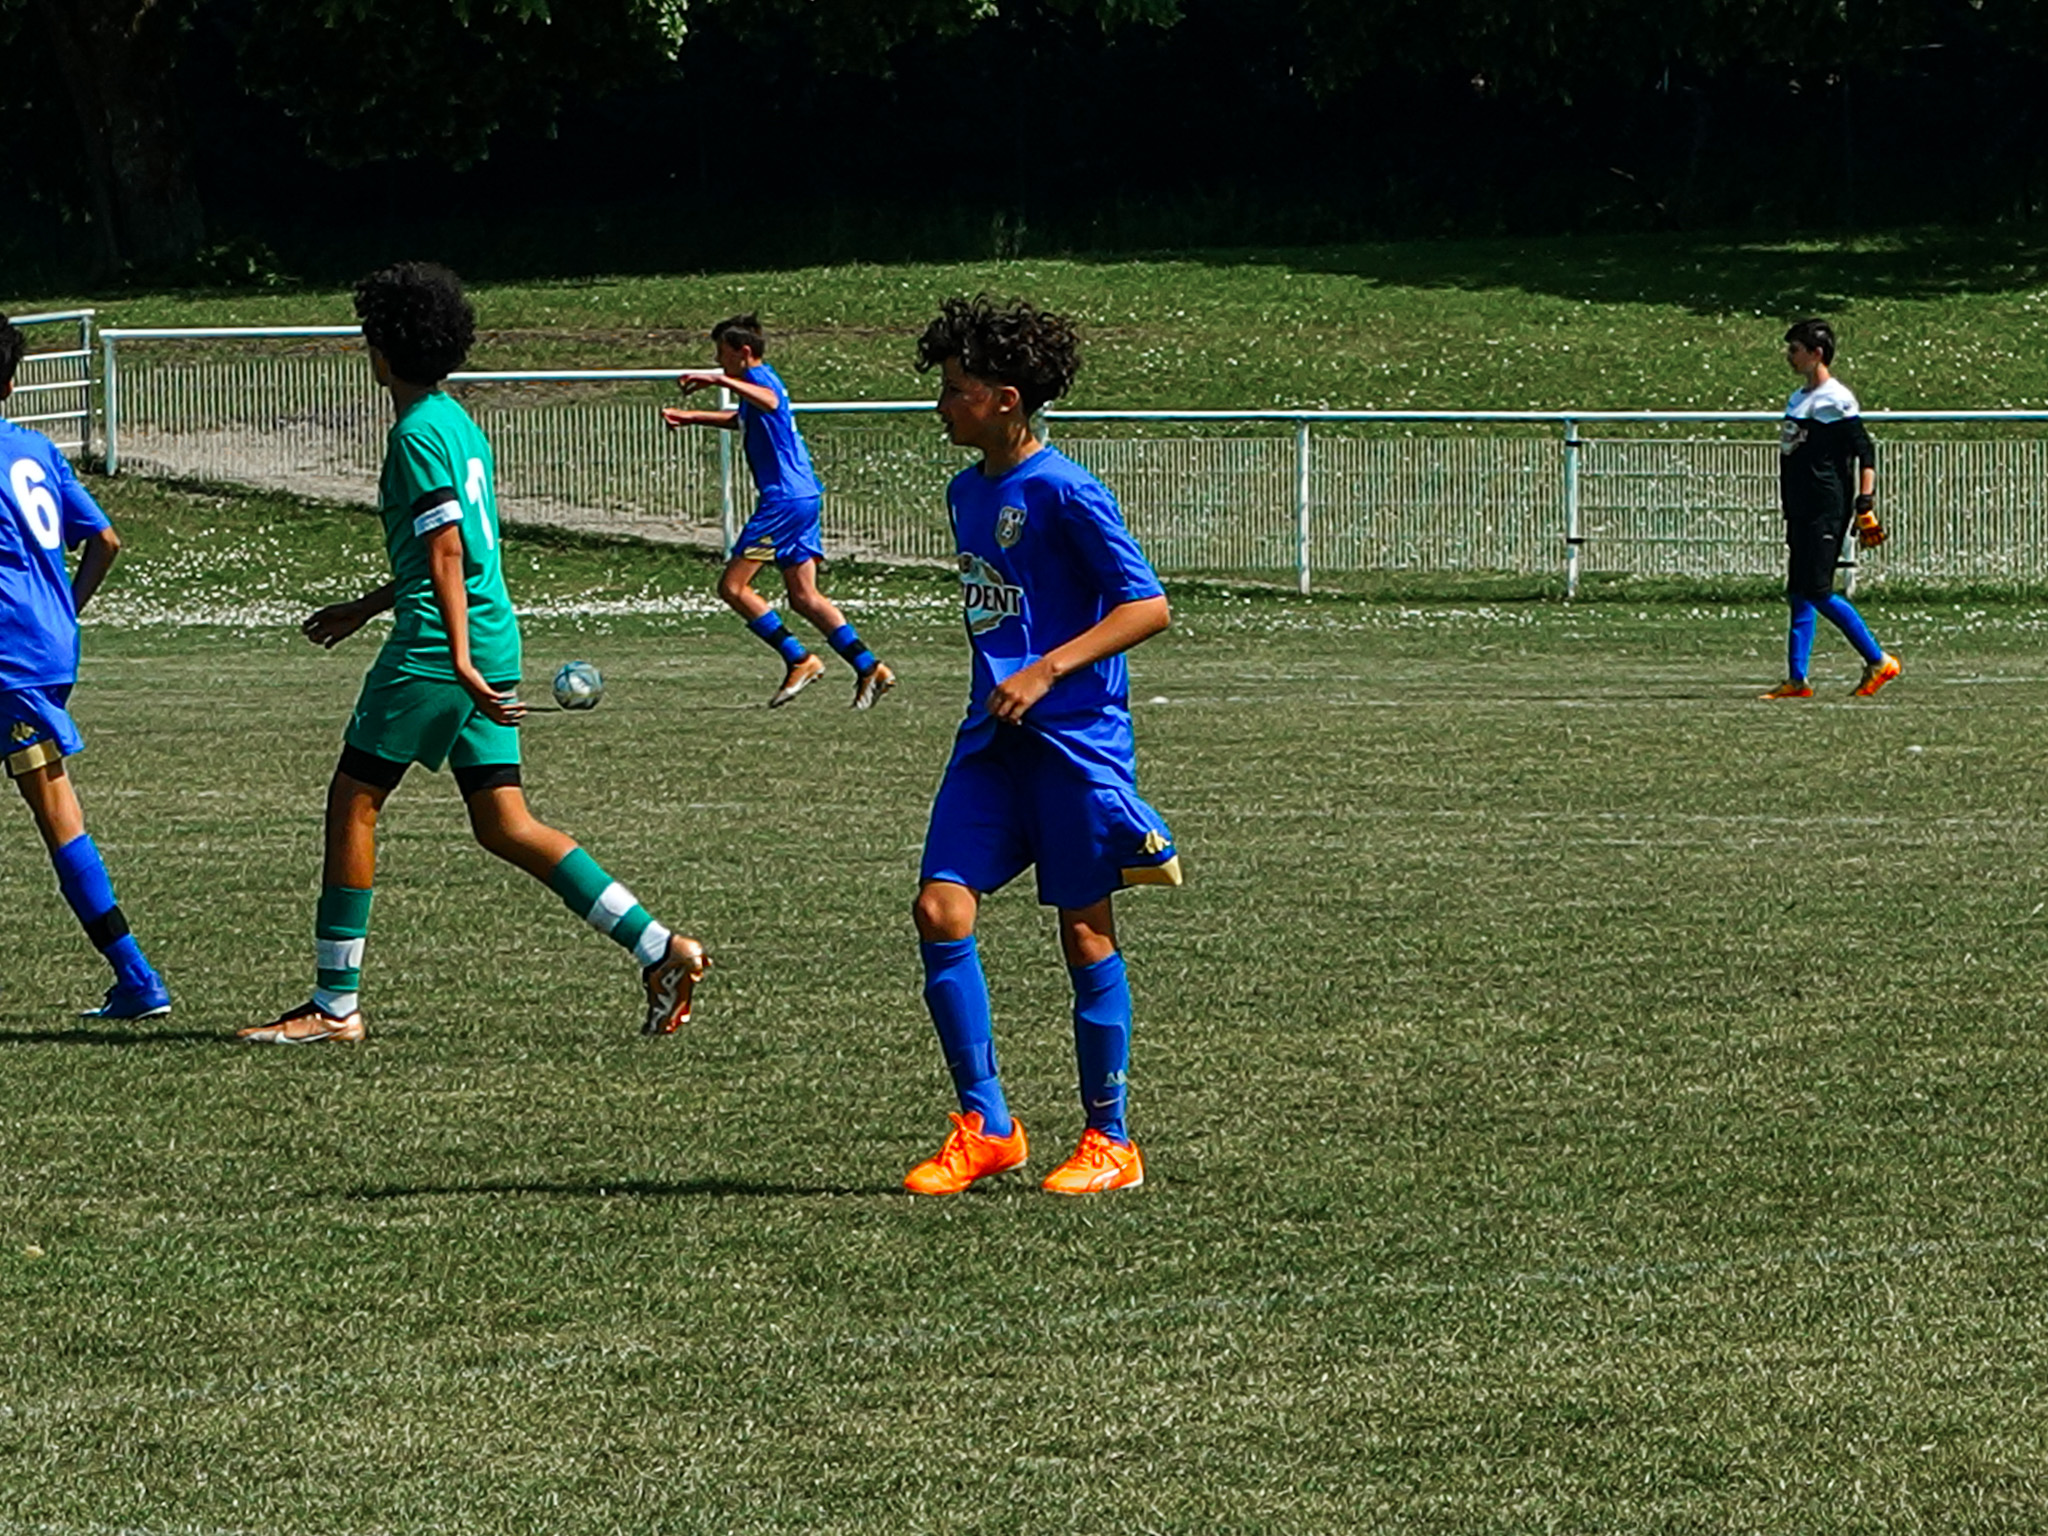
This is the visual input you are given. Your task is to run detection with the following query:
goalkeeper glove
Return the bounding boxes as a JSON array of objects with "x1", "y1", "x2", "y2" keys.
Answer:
[{"x1": 1853, "y1": 494, "x2": 1886, "y2": 549}]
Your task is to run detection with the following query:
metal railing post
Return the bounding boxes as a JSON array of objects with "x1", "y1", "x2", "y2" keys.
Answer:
[
  {"x1": 78, "y1": 312, "x2": 95, "y2": 461},
  {"x1": 100, "y1": 332, "x2": 120, "y2": 476},
  {"x1": 1295, "y1": 418, "x2": 1312, "y2": 595},
  {"x1": 1562, "y1": 416, "x2": 1583, "y2": 599}
]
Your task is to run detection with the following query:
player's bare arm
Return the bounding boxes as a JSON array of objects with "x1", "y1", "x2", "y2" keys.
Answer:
[
  {"x1": 70, "y1": 526, "x2": 120, "y2": 614},
  {"x1": 303, "y1": 581, "x2": 396, "y2": 648},
  {"x1": 424, "y1": 524, "x2": 524, "y2": 725},
  {"x1": 677, "y1": 368, "x2": 781, "y2": 412},
  {"x1": 660, "y1": 405, "x2": 740, "y2": 430},
  {"x1": 986, "y1": 595, "x2": 1171, "y2": 724}
]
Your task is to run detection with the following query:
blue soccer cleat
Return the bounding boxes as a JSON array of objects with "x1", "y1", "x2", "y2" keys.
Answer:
[{"x1": 80, "y1": 974, "x2": 172, "y2": 1020}]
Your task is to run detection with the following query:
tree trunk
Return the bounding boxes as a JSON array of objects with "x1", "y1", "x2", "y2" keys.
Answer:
[{"x1": 29, "y1": 0, "x2": 205, "y2": 273}]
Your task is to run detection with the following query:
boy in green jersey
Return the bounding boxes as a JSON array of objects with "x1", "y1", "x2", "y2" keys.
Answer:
[{"x1": 243, "y1": 262, "x2": 707, "y2": 1043}]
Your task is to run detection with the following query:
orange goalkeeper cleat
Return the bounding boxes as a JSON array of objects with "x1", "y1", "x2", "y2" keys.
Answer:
[
  {"x1": 1040, "y1": 1128, "x2": 1146, "y2": 1195},
  {"x1": 1853, "y1": 653, "x2": 1902, "y2": 697},
  {"x1": 903, "y1": 1111, "x2": 1029, "y2": 1195},
  {"x1": 1759, "y1": 679, "x2": 1814, "y2": 700}
]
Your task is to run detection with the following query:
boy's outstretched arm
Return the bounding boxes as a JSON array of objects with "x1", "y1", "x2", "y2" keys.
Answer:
[
  {"x1": 986, "y1": 595, "x2": 1170, "y2": 724},
  {"x1": 71, "y1": 526, "x2": 120, "y2": 615},
  {"x1": 302, "y1": 581, "x2": 397, "y2": 649},
  {"x1": 661, "y1": 405, "x2": 740, "y2": 431}
]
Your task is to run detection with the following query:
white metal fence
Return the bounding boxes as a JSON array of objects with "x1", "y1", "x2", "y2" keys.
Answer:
[
  {"x1": 89, "y1": 326, "x2": 2048, "y2": 592},
  {"x1": 3, "y1": 309, "x2": 94, "y2": 456}
]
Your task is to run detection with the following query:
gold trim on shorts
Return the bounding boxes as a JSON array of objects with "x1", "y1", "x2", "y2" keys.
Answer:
[{"x1": 1122, "y1": 853, "x2": 1184, "y2": 888}]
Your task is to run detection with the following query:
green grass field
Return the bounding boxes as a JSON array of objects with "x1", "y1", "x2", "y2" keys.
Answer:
[
  {"x1": 20, "y1": 226, "x2": 2048, "y2": 411},
  {"x1": 3, "y1": 478, "x2": 2048, "y2": 1531}
]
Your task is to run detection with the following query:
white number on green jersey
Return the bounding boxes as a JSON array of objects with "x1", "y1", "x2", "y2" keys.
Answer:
[
  {"x1": 465, "y1": 457, "x2": 495, "y2": 551},
  {"x1": 8, "y1": 458, "x2": 62, "y2": 551}
]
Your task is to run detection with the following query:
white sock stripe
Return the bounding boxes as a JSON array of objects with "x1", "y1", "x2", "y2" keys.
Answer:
[
  {"x1": 316, "y1": 937, "x2": 366, "y2": 973},
  {"x1": 633, "y1": 921, "x2": 672, "y2": 969},
  {"x1": 584, "y1": 881, "x2": 636, "y2": 935}
]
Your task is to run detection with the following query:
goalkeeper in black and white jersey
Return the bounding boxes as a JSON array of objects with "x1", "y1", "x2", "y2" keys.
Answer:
[{"x1": 1761, "y1": 318, "x2": 1900, "y2": 699}]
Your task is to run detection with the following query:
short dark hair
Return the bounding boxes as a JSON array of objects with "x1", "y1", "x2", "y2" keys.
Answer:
[
  {"x1": 0, "y1": 315, "x2": 24, "y2": 394},
  {"x1": 1784, "y1": 318, "x2": 1837, "y2": 365},
  {"x1": 353, "y1": 261, "x2": 476, "y2": 385},
  {"x1": 711, "y1": 313, "x2": 767, "y2": 357},
  {"x1": 915, "y1": 295, "x2": 1081, "y2": 415}
]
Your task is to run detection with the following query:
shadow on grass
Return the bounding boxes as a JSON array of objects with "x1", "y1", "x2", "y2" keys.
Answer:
[
  {"x1": 1191, "y1": 226, "x2": 2048, "y2": 314},
  {"x1": 343, "y1": 1177, "x2": 897, "y2": 1202},
  {"x1": 0, "y1": 1024, "x2": 223, "y2": 1047}
]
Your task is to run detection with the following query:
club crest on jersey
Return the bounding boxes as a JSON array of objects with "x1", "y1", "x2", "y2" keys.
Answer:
[
  {"x1": 958, "y1": 553, "x2": 1025, "y2": 635},
  {"x1": 994, "y1": 504, "x2": 1028, "y2": 548}
]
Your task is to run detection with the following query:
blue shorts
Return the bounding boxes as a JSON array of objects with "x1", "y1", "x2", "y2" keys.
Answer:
[
  {"x1": 1, "y1": 684, "x2": 84, "y2": 777},
  {"x1": 732, "y1": 495, "x2": 826, "y2": 569},
  {"x1": 920, "y1": 727, "x2": 1182, "y2": 910}
]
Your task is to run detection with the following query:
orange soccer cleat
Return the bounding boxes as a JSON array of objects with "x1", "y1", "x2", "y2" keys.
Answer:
[
  {"x1": 641, "y1": 934, "x2": 710, "y2": 1035},
  {"x1": 903, "y1": 1111, "x2": 1029, "y2": 1195},
  {"x1": 1853, "y1": 653, "x2": 1901, "y2": 698},
  {"x1": 768, "y1": 654, "x2": 827, "y2": 708},
  {"x1": 1759, "y1": 679, "x2": 1814, "y2": 700},
  {"x1": 852, "y1": 661, "x2": 897, "y2": 711},
  {"x1": 1040, "y1": 1128, "x2": 1146, "y2": 1196},
  {"x1": 238, "y1": 1001, "x2": 365, "y2": 1045}
]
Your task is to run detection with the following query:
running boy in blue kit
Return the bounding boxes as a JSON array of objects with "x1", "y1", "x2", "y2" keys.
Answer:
[
  {"x1": 903, "y1": 294, "x2": 1181, "y2": 1197},
  {"x1": 0, "y1": 316, "x2": 170, "y2": 1020},
  {"x1": 662, "y1": 314, "x2": 895, "y2": 709},
  {"x1": 242, "y1": 263, "x2": 706, "y2": 1043}
]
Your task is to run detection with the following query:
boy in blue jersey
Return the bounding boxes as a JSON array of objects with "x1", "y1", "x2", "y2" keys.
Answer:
[
  {"x1": 662, "y1": 314, "x2": 894, "y2": 709},
  {"x1": 0, "y1": 316, "x2": 170, "y2": 1020},
  {"x1": 242, "y1": 264, "x2": 706, "y2": 1043},
  {"x1": 903, "y1": 295, "x2": 1181, "y2": 1197},
  {"x1": 1761, "y1": 318, "x2": 1901, "y2": 700}
]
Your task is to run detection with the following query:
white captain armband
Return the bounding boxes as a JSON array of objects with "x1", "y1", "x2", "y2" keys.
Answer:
[{"x1": 411, "y1": 488, "x2": 463, "y2": 538}]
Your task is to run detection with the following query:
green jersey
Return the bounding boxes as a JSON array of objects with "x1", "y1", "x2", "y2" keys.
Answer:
[{"x1": 372, "y1": 391, "x2": 521, "y2": 685}]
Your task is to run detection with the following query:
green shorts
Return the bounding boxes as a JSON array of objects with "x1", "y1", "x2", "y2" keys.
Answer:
[{"x1": 344, "y1": 668, "x2": 521, "y2": 773}]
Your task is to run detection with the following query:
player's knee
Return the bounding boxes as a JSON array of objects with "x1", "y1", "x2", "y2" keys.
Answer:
[
  {"x1": 913, "y1": 888, "x2": 972, "y2": 942},
  {"x1": 715, "y1": 569, "x2": 754, "y2": 608}
]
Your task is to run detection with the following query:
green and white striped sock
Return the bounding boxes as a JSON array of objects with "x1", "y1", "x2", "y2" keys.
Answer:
[
  {"x1": 545, "y1": 848, "x2": 671, "y2": 967},
  {"x1": 312, "y1": 884, "x2": 373, "y2": 1017}
]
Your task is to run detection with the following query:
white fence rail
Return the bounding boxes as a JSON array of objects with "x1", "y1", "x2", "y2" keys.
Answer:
[
  {"x1": 91, "y1": 326, "x2": 2048, "y2": 592},
  {"x1": 3, "y1": 309, "x2": 94, "y2": 457}
]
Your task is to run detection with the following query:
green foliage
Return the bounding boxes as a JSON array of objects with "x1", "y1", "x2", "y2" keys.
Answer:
[{"x1": 228, "y1": 0, "x2": 688, "y2": 169}]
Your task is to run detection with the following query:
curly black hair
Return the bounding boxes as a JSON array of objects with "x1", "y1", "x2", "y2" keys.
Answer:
[
  {"x1": 0, "y1": 316, "x2": 24, "y2": 395},
  {"x1": 711, "y1": 313, "x2": 767, "y2": 357},
  {"x1": 353, "y1": 261, "x2": 476, "y2": 385},
  {"x1": 915, "y1": 294, "x2": 1080, "y2": 415}
]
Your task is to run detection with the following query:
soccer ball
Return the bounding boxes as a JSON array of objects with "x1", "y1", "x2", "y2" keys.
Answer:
[{"x1": 552, "y1": 660, "x2": 604, "y2": 710}]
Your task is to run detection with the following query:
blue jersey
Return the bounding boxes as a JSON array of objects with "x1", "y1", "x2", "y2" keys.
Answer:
[
  {"x1": 0, "y1": 420, "x2": 110, "y2": 689},
  {"x1": 736, "y1": 363, "x2": 822, "y2": 505},
  {"x1": 947, "y1": 445, "x2": 1163, "y2": 780}
]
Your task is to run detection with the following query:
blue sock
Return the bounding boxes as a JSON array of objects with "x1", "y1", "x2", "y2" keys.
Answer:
[
  {"x1": 745, "y1": 611, "x2": 811, "y2": 667},
  {"x1": 1787, "y1": 596, "x2": 1818, "y2": 680},
  {"x1": 1070, "y1": 951, "x2": 1133, "y2": 1145},
  {"x1": 51, "y1": 834, "x2": 155, "y2": 988},
  {"x1": 826, "y1": 622, "x2": 878, "y2": 676},
  {"x1": 1814, "y1": 592, "x2": 1884, "y2": 665},
  {"x1": 920, "y1": 937, "x2": 1011, "y2": 1137}
]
